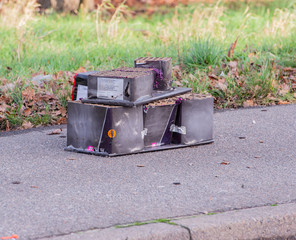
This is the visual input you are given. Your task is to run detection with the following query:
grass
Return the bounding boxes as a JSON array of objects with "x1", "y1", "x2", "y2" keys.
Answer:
[
  {"x1": 0, "y1": 0, "x2": 296, "y2": 129},
  {"x1": 115, "y1": 218, "x2": 176, "y2": 228},
  {"x1": 182, "y1": 38, "x2": 224, "y2": 70}
]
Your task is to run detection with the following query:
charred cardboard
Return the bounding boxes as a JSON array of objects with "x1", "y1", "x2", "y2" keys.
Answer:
[
  {"x1": 134, "y1": 57, "x2": 172, "y2": 91},
  {"x1": 87, "y1": 70, "x2": 154, "y2": 102}
]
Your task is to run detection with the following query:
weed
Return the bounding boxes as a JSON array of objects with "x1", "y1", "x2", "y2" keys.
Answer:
[
  {"x1": 115, "y1": 218, "x2": 176, "y2": 228},
  {"x1": 182, "y1": 39, "x2": 224, "y2": 71},
  {"x1": 207, "y1": 212, "x2": 218, "y2": 215}
]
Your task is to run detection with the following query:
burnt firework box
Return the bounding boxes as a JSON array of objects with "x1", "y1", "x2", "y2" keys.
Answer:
[
  {"x1": 134, "y1": 57, "x2": 172, "y2": 91},
  {"x1": 71, "y1": 71, "x2": 99, "y2": 101},
  {"x1": 66, "y1": 101, "x2": 144, "y2": 155},
  {"x1": 143, "y1": 100, "x2": 178, "y2": 147},
  {"x1": 87, "y1": 70, "x2": 154, "y2": 103},
  {"x1": 172, "y1": 94, "x2": 213, "y2": 145}
]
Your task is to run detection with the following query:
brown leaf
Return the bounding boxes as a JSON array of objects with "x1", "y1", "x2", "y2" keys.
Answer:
[
  {"x1": 174, "y1": 80, "x2": 183, "y2": 87},
  {"x1": 0, "y1": 103, "x2": 9, "y2": 112},
  {"x1": 243, "y1": 100, "x2": 254, "y2": 108},
  {"x1": 22, "y1": 121, "x2": 33, "y2": 129},
  {"x1": 254, "y1": 156, "x2": 261, "y2": 159},
  {"x1": 55, "y1": 71, "x2": 64, "y2": 80},
  {"x1": 75, "y1": 66, "x2": 87, "y2": 73},
  {"x1": 48, "y1": 128, "x2": 62, "y2": 135},
  {"x1": 278, "y1": 101, "x2": 290, "y2": 105},
  {"x1": 24, "y1": 108, "x2": 32, "y2": 116},
  {"x1": 278, "y1": 84, "x2": 290, "y2": 96},
  {"x1": 6, "y1": 119, "x2": 9, "y2": 131},
  {"x1": 208, "y1": 74, "x2": 219, "y2": 80},
  {"x1": 57, "y1": 117, "x2": 67, "y2": 124},
  {"x1": 259, "y1": 140, "x2": 264, "y2": 143},
  {"x1": 22, "y1": 87, "x2": 35, "y2": 101},
  {"x1": 227, "y1": 37, "x2": 238, "y2": 58},
  {"x1": 282, "y1": 67, "x2": 296, "y2": 72},
  {"x1": 172, "y1": 65, "x2": 182, "y2": 82},
  {"x1": 215, "y1": 81, "x2": 227, "y2": 91},
  {"x1": 137, "y1": 165, "x2": 145, "y2": 167},
  {"x1": 53, "y1": 110, "x2": 62, "y2": 116},
  {"x1": 220, "y1": 161, "x2": 230, "y2": 165}
]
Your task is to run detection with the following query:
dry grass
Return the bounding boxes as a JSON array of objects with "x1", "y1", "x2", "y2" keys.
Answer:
[
  {"x1": 95, "y1": 0, "x2": 130, "y2": 44},
  {"x1": 157, "y1": 1, "x2": 226, "y2": 47},
  {"x1": 0, "y1": 0, "x2": 39, "y2": 62},
  {"x1": 0, "y1": 0, "x2": 39, "y2": 27},
  {"x1": 264, "y1": 8, "x2": 296, "y2": 36}
]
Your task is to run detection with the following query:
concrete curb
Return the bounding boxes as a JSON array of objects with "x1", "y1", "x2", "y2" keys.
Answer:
[
  {"x1": 174, "y1": 202, "x2": 296, "y2": 240},
  {"x1": 41, "y1": 203, "x2": 296, "y2": 240},
  {"x1": 40, "y1": 222, "x2": 189, "y2": 240}
]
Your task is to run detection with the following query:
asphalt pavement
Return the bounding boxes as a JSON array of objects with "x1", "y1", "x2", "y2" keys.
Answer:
[{"x1": 0, "y1": 104, "x2": 296, "y2": 240}]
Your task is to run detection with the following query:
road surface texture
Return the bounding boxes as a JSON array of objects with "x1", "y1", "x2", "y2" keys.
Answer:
[{"x1": 0, "y1": 104, "x2": 296, "y2": 240}]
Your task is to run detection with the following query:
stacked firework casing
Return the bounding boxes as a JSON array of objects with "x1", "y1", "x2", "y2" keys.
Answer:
[{"x1": 66, "y1": 57, "x2": 213, "y2": 156}]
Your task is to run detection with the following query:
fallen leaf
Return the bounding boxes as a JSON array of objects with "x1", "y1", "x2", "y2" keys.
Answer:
[
  {"x1": 137, "y1": 165, "x2": 145, "y2": 167},
  {"x1": 220, "y1": 161, "x2": 230, "y2": 165},
  {"x1": 48, "y1": 128, "x2": 62, "y2": 135},
  {"x1": 75, "y1": 66, "x2": 87, "y2": 73},
  {"x1": 172, "y1": 65, "x2": 182, "y2": 82},
  {"x1": 243, "y1": 100, "x2": 254, "y2": 108},
  {"x1": 30, "y1": 186, "x2": 39, "y2": 188},
  {"x1": 227, "y1": 37, "x2": 238, "y2": 58},
  {"x1": 22, "y1": 121, "x2": 33, "y2": 129},
  {"x1": 208, "y1": 74, "x2": 219, "y2": 80},
  {"x1": 24, "y1": 108, "x2": 32, "y2": 116},
  {"x1": 259, "y1": 140, "x2": 264, "y2": 143},
  {"x1": 0, "y1": 103, "x2": 9, "y2": 112},
  {"x1": 6, "y1": 119, "x2": 9, "y2": 131},
  {"x1": 215, "y1": 81, "x2": 227, "y2": 91},
  {"x1": 57, "y1": 117, "x2": 67, "y2": 124},
  {"x1": 22, "y1": 87, "x2": 35, "y2": 101},
  {"x1": 67, "y1": 158, "x2": 76, "y2": 161},
  {"x1": 278, "y1": 101, "x2": 290, "y2": 105},
  {"x1": 278, "y1": 84, "x2": 290, "y2": 96},
  {"x1": 174, "y1": 80, "x2": 183, "y2": 87},
  {"x1": 281, "y1": 67, "x2": 296, "y2": 72},
  {"x1": 0, "y1": 234, "x2": 19, "y2": 239}
]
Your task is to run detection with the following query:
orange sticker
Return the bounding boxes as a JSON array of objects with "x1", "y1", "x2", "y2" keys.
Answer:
[{"x1": 108, "y1": 129, "x2": 116, "y2": 139}]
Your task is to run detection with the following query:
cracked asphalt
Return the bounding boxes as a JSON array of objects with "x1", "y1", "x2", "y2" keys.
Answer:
[{"x1": 0, "y1": 104, "x2": 296, "y2": 239}]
